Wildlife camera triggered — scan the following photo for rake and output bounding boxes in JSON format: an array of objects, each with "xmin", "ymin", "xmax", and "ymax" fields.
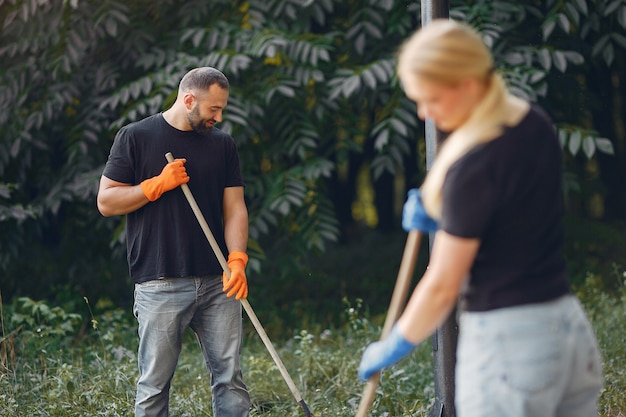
[
  {"xmin": 355, "ymin": 230, "xmax": 423, "ymax": 417},
  {"xmin": 165, "ymin": 152, "xmax": 314, "ymax": 417}
]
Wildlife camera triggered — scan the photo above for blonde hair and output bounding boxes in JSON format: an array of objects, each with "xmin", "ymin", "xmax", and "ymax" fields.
[{"xmin": 397, "ymin": 20, "xmax": 509, "ymax": 218}]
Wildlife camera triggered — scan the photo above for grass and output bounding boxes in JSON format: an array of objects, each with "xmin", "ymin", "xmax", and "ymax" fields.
[
  {"xmin": 1, "ymin": 282, "xmax": 625, "ymax": 417},
  {"xmin": 0, "ymin": 296, "xmax": 436, "ymax": 417},
  {"xmin": 576, "ymin": 272, "xmax": 626, "ymax": 417},
  {"xmin": 1, "ymin": 227, "xmax": 625, "ymax": 416}
]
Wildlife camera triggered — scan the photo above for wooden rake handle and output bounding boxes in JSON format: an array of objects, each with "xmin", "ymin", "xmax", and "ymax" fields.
[
  {"xmin": 355, "ymin": 230, "xmax": 422, "ymax": 417},
  {"xmin": 165, "ymin": 152, "xmax": 313, "ymax": 417}
]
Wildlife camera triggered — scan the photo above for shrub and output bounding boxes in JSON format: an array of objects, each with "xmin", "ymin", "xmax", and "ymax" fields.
[{"xmin": 1, "ymin": 278, "xmax": 625, "ymax": 416}]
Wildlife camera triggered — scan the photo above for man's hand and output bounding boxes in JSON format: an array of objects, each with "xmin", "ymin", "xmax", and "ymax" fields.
[
  {"xmin": 140, "ymin": 158, "xmax": 189, "ymax": 202},
  {"xmin": 223, "ymin": 250, "xmax": 248, "ymax": 300}
]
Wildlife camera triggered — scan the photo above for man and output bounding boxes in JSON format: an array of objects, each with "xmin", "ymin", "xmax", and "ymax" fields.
[{"xmin": 97, "ymin": 67, "xmax": 251, "ymax": 417}]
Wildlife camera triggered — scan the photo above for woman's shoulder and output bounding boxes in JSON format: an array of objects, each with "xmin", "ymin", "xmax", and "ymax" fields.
[
  {"xmin": 503, "ymin": 95, "xmax": 554, "ymax": 131},
  {"xmin": 519, "ymin": 101, "xmax": 554, "ymax": 131},
  {"xmin": 503, "ymin": 95, "xmax": 530, "ymax": 126}
]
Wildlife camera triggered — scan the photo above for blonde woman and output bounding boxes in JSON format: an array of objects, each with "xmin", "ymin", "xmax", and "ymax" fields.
[{"xmin": 357, "ymin": 20, "xmax": 603, "ymax": 417}]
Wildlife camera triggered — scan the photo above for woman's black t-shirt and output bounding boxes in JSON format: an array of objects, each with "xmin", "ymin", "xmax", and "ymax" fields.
[
  {"xmin": 102, "ymin": 113, "xmax": 244, "ymax": 283},
  {"xmin": 441, "ymin": 105, "xmax": 571, "ymax": 312}
]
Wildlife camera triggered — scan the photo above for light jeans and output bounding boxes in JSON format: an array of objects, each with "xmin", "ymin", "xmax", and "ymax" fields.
[
  {"xmin": 456, "ymin": 295, "xmax": 603, "ymax": 417},
  {"xmin": 133, "ymin": 276, "xmax": 250, "ymax": 417}
]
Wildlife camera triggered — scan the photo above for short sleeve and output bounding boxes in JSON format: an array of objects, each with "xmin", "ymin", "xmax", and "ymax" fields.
[
  {"xmin": 224, "ymin": 137, "xmax": 244, "ymax": 188},
  {"xmin": 440, "ymin": 154, "xmax": 496, "ymax": 238},
  {"xmin": 102, "ymin": 126, "xmax": 136, "ymax": 184}
]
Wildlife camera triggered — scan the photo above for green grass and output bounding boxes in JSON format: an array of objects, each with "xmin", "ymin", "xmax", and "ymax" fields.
[
  {"xmin": 0, "ymin": 296, "xmax": 434, "ymax": 417},
  {"xmin": 2, "ymin": 225, "xmax": 625, "ymax": 416},
  {"xmin": 576, "ymin": 272, "xmax": 626, "ymax": 417},
  {"xmin": 1, "ymin": 282, "xmax": 625, "ymax": 417}
]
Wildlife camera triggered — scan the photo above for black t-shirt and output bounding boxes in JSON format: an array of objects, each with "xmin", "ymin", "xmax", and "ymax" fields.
[
  {"xmin": 441, "ymin": 105, "xmax": 571, "ymax": 311},
  {"xmin": 102, "ymin": 114, "xmax": 244, "ymax": 283}
]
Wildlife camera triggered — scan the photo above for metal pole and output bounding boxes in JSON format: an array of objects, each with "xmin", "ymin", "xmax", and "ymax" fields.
[{"xmin": 419, "ymin": 2, "xmax": 457, "ymax": 417}]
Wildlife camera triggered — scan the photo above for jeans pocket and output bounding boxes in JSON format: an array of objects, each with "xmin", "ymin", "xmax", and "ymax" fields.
[
  {"xmin": 496, "ymin": 322, "xmax": 563, "ymax": 393},
  {"xmin": 133, "ymin": 279, "xmax": 176, "ymax": 318}
]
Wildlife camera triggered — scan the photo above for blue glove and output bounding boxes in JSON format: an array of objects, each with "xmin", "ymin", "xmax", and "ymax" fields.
[
  {"xmin": 402, "ymin": 188, "xmax": 438, "ymax": 233},
  {"xmin": 357, "ymin": 324, "xmax": 418, "ymax": 381}
]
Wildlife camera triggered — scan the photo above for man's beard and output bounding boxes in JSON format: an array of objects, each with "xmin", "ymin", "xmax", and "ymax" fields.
[{"xmin": 188, "ymin": 105, "xmax": 214, "ymax": 136}]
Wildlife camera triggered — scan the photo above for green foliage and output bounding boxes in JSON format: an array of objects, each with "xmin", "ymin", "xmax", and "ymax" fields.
[
  {"xmin": 3, "ymin": 296, "xmax": 82, "ymax": 359},
  {"xmin": 1, "ymin": 0, "xmax": 625, "ymax": 305},
  {"xmin": 576, "ymin": 271, "xmax": 626, "ymax": 416},
  {"xmin": 452, "ymin": 0, "xmax": 616, "ymax": 155},
  {"xmin": 1, "ymin": 280, "xmax": 625, "ymax": 416},
  {"xmin": 564, "ymin": 214, "xmax": 626, "ymax": 290},
  {"xmin": 0, "ymin": 296, "xmax": 137, "ymax": 416}
]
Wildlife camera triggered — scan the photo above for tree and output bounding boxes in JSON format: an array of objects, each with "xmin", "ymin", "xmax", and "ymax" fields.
[{"xmin": 0, "ymin": 0, "xmax": 623, "ymax": 304}]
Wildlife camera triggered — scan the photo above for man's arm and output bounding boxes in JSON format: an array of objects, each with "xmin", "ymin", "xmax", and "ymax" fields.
[
  {"xmin": 97, "ymin": 159, "xmax": 189, "ymax": 217},
  {"xmin": 222, "ymin": 186, "xmax": 248, "ymax": 252},
  {"xmin": 221, "ymin": 185, "xmax": 249, "ymax": 299},
  {"xmin": 97, "ymin": 175, "xmax": 150, "ymax": 217}
]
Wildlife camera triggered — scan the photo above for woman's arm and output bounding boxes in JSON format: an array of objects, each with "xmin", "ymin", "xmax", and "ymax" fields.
[{"xmin": 397, "ymin": 231, "xmax": 480, "ymax": 343}]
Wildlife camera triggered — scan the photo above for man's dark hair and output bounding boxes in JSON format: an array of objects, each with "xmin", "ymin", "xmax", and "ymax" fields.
[{"xmin": 179, "ymin": 67, "xmax": 229, "ymax": 93}]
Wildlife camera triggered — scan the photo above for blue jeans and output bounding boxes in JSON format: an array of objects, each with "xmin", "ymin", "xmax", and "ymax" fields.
[
  {"xmin": 133, "ymin": 276, "xmax": 250, "ymax": 417},
  {"xmin": 456, "ymin": 295, "xmax": 603, "ymax": 417}
]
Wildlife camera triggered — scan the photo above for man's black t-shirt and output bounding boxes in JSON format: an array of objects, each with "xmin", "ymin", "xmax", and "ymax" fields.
[
  {"xmin": 102, "ymin": 114, "xmax": 244, "ymax": 283},
  {"xmin": 441, "ymin": 105, "xmax": 571, "ymax": 312}
]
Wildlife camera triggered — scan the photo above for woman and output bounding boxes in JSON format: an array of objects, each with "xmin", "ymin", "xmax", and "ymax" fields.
[{"xmin": 357, "ymin": 20, "xmax": 603, "ymax": 417}]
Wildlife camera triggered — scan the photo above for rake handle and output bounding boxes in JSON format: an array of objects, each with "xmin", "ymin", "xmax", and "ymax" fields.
[
  {"xmin": 355, "ymin": 230, "xmax": 422, "ymax": 417},
  {"xmin": 165, "ymin": 152, "xmax": 313, "ymax": 417}
]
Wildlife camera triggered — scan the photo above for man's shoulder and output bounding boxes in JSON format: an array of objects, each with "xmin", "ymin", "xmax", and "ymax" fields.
[
  {"xmin": 209, "ymin": 128, "xmax": 239, "ymax": 152},
  {"xmin": 114, "ymin": 114, "xmax": 164, "ymax": 145},
  {"xmin": 210, "ymin": 126, "xmax": 234, "ymax": 141},
  {"xmin": 123, "ymin": 113, "xmax": 163, "ymax": 132}
]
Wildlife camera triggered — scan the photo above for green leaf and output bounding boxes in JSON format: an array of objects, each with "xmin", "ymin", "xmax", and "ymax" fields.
[
  {"xmin": 564, "ymin": 3, "xmax": 580, "ymax": 25},
  {"xmin": 557, "ymin": 13, "xmax": 570, "ymax": 33},
  {"xmin": 572, "ymin": 0, "xmax": 588, "ymax": 15},
  {"xmin": 105, "ymin": 17, "xmax": 118, "ymax": 37},
  {"xmin": 552, "ymin": 50, "xmax": 567, "ymax": 72},
  {"xmin": 563, "ymin": 51, "xmax": 584, "ymax": 65},
  {"xmin": 342, "ymin": 75, "xmax": 361, "ymax": 97},
  {"xmin": 602, "ymin": 42, "xmax": 615, "ymax": 66},
  {"xmin": 538, "ymin": 48, "xmax": 552, "ymax": 70},
  {"xmin": 355, "ymin": 32, "xmax": 366, "ymax": 55},
  {"xmin": 582, "ymin": 136, "xmax": 595, "ymax": 159},
  {"xmin": 361, "ymin": 68, "xmax": 377, "ymax": 89},
  {"xmin": 193, "ymin": 29, "xmax": 205, "ymax": 48},
  {"xmin": 611, "ymin": 32, "xmax": 626, "ymax": 48},
  {"xmin": 618, "ymin": 5, "xmax": 626, "ymax": 28},
  {"xmin": 542, "ymin": 20, "xmax": 556, "ymax": 40},
  {"xmin": 276, "ymin": 85, "xmax": 295, "ymax": 97},
  {"xmin": 374, "ymin": 129, "xmax": 389, "ymax": 151},
  {"xmin": 390, "ymin": 118, "xmax": 408, "ymax": 136},
  {"xmin": 504, "ymin": 52, "xmax": 525, "ymax": 65},
  {"xmin": 591, "ymin": 35, "xmax": 610, "ymax": 57},
  {"xmin": 568, "ymin": 130, "xmax": 582, "ymax": 155},
  {"xmin": 604, "ymin": 0, "xmax": 622, "ymax": 16},
  {"xmin": 595, "ymin": 138, "xmax": 615, "ymax": 155},
  {"xmin": 362, "ymin": 21, "xmax": 383, "ymax": 39},
  {"xmin": 530, "ymin": 70, "xmax": 546, "ymax": 84}
]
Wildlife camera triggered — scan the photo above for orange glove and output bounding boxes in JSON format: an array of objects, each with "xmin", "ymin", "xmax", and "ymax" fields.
[
  {"xmin": 140, "ymin": 159, "xmax": 190, "ymax": 202},
  {"xmin": 222, "ymin": 250, "xmax": 248, "ymax": 300}
]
